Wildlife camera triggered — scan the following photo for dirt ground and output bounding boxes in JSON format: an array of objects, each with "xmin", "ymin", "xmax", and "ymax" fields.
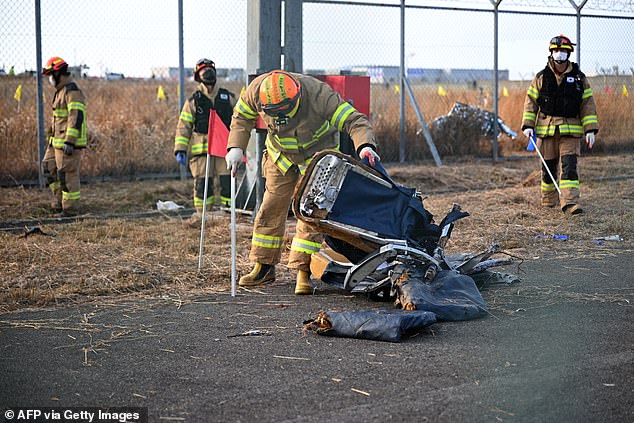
[{"xmin": 1, "ymin": 153, "xmax": 633, "ymax": 312}]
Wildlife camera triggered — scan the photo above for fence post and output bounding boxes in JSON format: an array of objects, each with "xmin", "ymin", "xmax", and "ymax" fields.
[
  {"xmin": 178, "ymin": 0, "xmax": 187, "ymax": 180},
  {"xmin": 568, "ymin": 0, "xmax": 588, "ymax": 67},
  {"xmin": 35, "ymin": 0, "xmax": 46, "ymax": 188},
  {"xmin": 399, "ymin": 0, "xmax": 406, "ymax": 163},
  {"xmin": 491, "ymin": 0, "xmax": 501, "ymax": 162}
]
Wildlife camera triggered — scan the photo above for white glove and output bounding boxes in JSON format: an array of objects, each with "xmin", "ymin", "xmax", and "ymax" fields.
[
  {"xmin": 523, "ymin": 128, "xmax": 534, "ymax": 140},
  {"xmin": 585, "ymin": 132, "xmax": 595, "ymax": 149},
  {"xmin": 225, "ymin": 147, "xmax": 243, "ymax": 174},
  {"xmin": 359, "ymin": 146, "xmax": 380, "ymax": 167}
]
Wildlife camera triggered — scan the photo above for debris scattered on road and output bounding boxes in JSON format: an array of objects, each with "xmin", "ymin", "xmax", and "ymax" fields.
[
  {"xmin": 227, "ymin": 329, "xmax": 271, "ymax": 338},
  {"xmin": 351, "ymin": 388, "xmax": 370, "ymax": 396},
  {"xmin": 595, "ymin": 235, "xmax": 623, "ymax": 242},
  {"xmin": 272, "ymin": 355, "xmax": 310, "ymax": 361}
]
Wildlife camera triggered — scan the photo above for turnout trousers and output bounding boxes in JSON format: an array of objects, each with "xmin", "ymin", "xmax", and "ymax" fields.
[
  {"xmin": 249, "ymin": 151, "xmax": 323, "ymax": 272},
  {"xmin": 536, "ymin": 128, "xmax": 581, "ymax": 209},
  {"xmin": 189, "ymin": 154, "xmax": 231, "ymax": 213},
  {"xmin": 42, "ymin": 145, "xmax": 83, "ymax": 213}
]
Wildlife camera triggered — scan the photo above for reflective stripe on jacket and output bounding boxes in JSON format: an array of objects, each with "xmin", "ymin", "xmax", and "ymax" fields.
[
  {"xmin": 49, "ymin": 79, "xmax": 87, "ymax": 148},
  {"xmin": 227, "ymin": 72, "xmax": 376, "ymax": 175},
  {"xmin": 522, "ymin": 58, "xmax": 598, "ymax": 138}
]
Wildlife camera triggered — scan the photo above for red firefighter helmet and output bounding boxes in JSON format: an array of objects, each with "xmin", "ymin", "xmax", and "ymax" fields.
[
  {"xmin": 259, "ymin": 70, "xmax": 301, "ymax": 118},
  {"xmin": 42, "ymin": 56, "xmax": 68, "ymax": 75},
  {"xmin": 549, "ymin": 35, "xmax": 575, "ymax": 52}
]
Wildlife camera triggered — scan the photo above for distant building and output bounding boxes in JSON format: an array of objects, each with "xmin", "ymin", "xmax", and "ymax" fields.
[
  {"xmin": 151, "ymin": 67, "xmax": 194, "ymax": 80},
  {"xmin": 216, "ymin": 68, "xmax": 245, "ymax": 81},
  {"xmin": 68, "ymin": 65, "xmax": 89, "ymax": 79},
  {"xmin": 105, "ymin": 72, "xmax": 124, "ymax": 80},
  {"xmin": 150, "ymin": 67, "xmax": 245, "ymax": 81},
  {"xmin": 448, "ymin": 68, "xmax": 509, "ymax": 83},
  {"xmin": 333, "ymin": 65, "xmax": 509, "ymax": 84}
]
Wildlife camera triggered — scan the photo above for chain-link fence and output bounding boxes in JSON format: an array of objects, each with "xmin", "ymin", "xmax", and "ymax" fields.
[{"xmin": 1, "ymin": 0, "xmax": 633, "ymax": 184}]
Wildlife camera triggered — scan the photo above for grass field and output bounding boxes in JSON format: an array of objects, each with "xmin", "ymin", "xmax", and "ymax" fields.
[{"xmin": 1, "ymin": 76, "xmax": 632, "ymax": 181}]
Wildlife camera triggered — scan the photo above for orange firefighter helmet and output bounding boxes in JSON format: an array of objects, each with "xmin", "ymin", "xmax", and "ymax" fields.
[
  {"xmin": 259, "ymin": 70, "xmax": 301, "ymax": 118},
  {"xmin": 43, "ymin": 56, "xmax": 68, "ymax": 75}
]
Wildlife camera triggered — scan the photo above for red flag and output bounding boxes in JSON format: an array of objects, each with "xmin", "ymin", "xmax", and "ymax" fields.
[
  {"xmin": 207, "ymin": 110, "xmax": 230, "ymax": 157},
  {"xmin": 605, "ymin": 84, "xmax": 612, "ymax": 94}
]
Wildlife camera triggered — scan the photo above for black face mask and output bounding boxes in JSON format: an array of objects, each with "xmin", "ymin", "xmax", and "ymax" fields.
[{"xmin": 201, "ymin": 68, "xmax": 216, "ymax": 85}]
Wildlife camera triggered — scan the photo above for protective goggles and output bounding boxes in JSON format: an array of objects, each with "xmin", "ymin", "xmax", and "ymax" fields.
[
  {"xmin": 195, "ymin": 59, "xmax": 215, "ymax": 73},
  {"xmin": 262, "ymin": 98, "xmax": 296, "ymax": 117}
]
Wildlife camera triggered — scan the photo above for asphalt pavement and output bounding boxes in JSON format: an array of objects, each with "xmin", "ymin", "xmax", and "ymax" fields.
[{"xmin": 1, "ymin": 248, "xmax": 633, "ymax": 423}]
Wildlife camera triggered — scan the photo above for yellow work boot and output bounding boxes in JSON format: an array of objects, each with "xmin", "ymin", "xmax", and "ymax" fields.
[
  {"xmin": 294, "ymin": 270, "xmax": 312, "ymax": 295},
  {"xmin": 238, "ymin": 262, "xmax": 275, "ymax": 287},
  {"xmin": 562, "ymin": 203, "xmax": 583, "ymax": 215},
  {"xmin": 182, "ymin": 212, "xmax": 201, "ymax": 228},
  {"xmin": 541, "ymin": 190, "xmax": 559, "ymax": 208}
]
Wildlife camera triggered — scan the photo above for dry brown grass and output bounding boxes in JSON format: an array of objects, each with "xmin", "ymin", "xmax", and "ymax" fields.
[
  {"xmin": 1, "ymin": 77, "xmax": 632, "ymax": 181},
  {"xmin": 1, "ymin": 153, "xmax": 632, "ymax": 312}
]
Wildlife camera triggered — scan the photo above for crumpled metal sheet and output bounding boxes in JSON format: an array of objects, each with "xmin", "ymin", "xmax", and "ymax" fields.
[
  {"xmin": 431, "ymin": 102, "xmax": 517, "ymax": 139},
  {"xmin": 304, "ymin": 309, "xmax": 437, "ymax": 343}
]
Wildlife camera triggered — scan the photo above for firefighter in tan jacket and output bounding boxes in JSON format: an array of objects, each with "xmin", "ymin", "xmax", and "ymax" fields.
[
  {"xmin": 41, "ymin": 57, "xmax": 87, "ymax": 217},
  {"xmin": 522, "ymin": 35, "xmax": 599, "ymax": 215},
  {"xmin": 225, "ymin": 70, "xmax": 379, "ymax": 295},
  {"xmin": 174, "ymin": 59, "xmax": 235, "ymax": 226}
]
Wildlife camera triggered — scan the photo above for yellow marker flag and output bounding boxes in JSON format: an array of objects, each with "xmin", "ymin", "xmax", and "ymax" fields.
[
  {"xmin": 437, "ymin": 85, "xmax": 447, "ymax": 96},
  {"xmin": 157, "ymin": 85, "xmax": 166, "ymax": 101},
  {"xmin": 623, "ymin": 85, "xmax": 629, "ymax": 97},
  {"xmin": 14, "ymin": 84, "xmax": 22, "ymax": 102},
  {"xmin": 239, "ymin": 86, "xmax": 245, "ymax": 97},
  {"xmin": 502, "ymin": 86, "xmax": 509, "ymax": 97},
  {"xmin": 394, "ymin": 84, "xmax": 400, "ymax": 94}
]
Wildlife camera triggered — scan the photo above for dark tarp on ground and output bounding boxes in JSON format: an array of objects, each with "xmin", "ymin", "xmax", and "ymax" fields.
[
  {"xmin": 304, "ymin": 309, "xmax": 437, "ymax": 343},
  {"xmin": 394, "ymin": 268, "xmax": 488, "ymax": 321}
]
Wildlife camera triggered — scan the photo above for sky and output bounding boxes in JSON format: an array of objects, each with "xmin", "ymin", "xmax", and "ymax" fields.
[{"xmin": 1, "ymin": 0, "xmax": 633, "ymax": 81}]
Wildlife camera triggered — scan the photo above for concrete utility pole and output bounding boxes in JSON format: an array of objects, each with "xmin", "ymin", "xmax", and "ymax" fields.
[{"xmin": 247, "ymin": 0, "xmax": 282, "ymax": 74}]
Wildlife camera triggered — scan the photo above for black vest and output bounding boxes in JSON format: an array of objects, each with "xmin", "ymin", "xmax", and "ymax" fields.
[
  {"xmin": 191, "ymin": 88, "xmax": 234, "ymax": 134},
  {"xmin": 537, "ymin": 63, "xmax": 584, "ymax": 118}
]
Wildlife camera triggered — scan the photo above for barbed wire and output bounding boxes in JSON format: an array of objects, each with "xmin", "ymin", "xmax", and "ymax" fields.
[{"xmin": 315, "ymin": 0, "xmax": 634, "ymax": 14}]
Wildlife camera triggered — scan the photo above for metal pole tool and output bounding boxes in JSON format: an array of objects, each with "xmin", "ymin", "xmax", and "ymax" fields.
[
  {"xmin": 230, "ymin": 164, "xmax": 237, "ymax": 297},
  {"xmin": 197, "ymin": 154, "xmax": 212, "ymax": 272},
  {"xmin": 529, "ymin": 135, "xmax": 561, "ymax": 195}
]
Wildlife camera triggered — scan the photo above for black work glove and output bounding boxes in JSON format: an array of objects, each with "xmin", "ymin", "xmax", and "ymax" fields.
[{"xmin": 63, "ymin": 143, "xmax": 74, "ymax": 156}]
